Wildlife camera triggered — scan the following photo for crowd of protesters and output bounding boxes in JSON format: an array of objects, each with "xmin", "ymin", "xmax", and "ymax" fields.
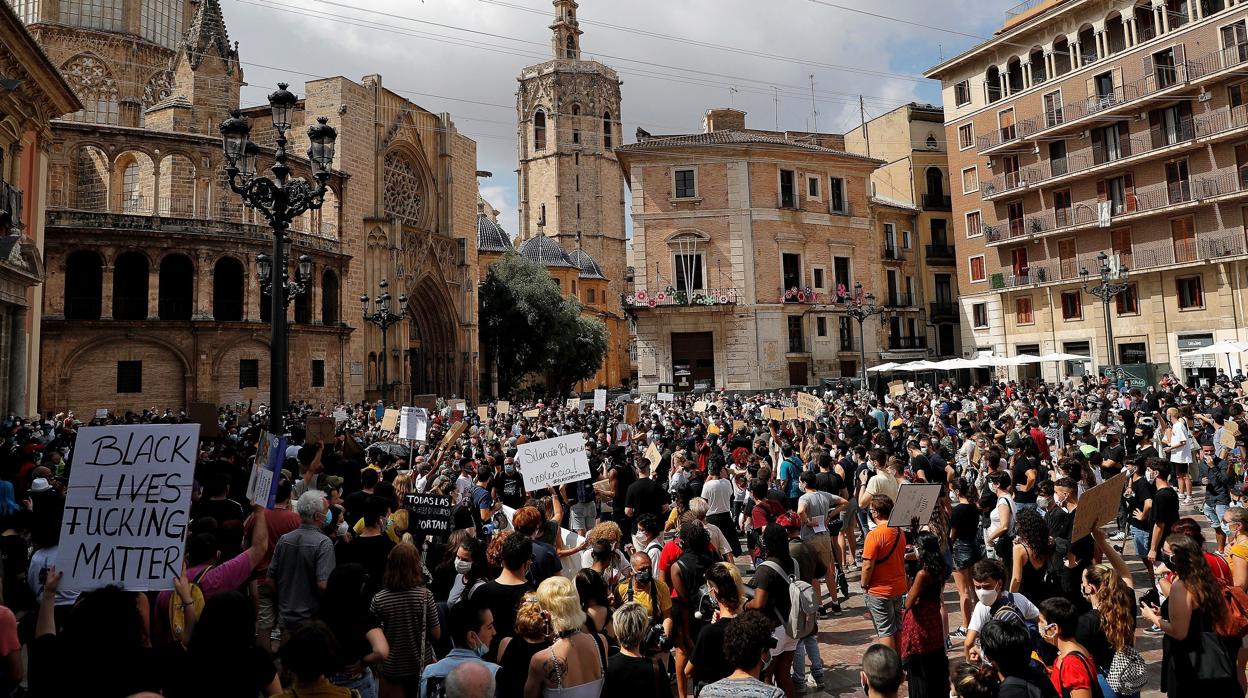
[{"xmin": 3, "ymin": 368, "xmax": 1248, "ymax": 697}]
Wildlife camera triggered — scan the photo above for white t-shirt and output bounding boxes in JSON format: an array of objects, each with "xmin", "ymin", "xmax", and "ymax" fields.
[
  {"xmin": 1170, "ymin": 419, "xmax": 1193, "ymax": 464},
  {"xmin": 967, "ymin": 591, "xmax": 1040, "ymax": 634},
  {"xmin": 702, "ymin": 478, "xmax": 734, "ymax": 516}
]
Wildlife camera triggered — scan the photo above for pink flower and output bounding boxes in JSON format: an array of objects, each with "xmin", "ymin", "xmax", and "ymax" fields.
[
  {"xmin": 647, "ymin": 298, "xmax": 657, "ymax": 307},
  {"xmin": 635, "ymin": 290, "xmax": 648, "ymax": 301}
]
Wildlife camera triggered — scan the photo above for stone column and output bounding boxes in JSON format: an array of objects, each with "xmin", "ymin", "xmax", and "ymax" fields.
[
  {"xmin": 1125, "ymin": 16, "xmax": 1137, "ymax": 47},
  {"xmin": 246, "ymin": 257, "xmax": 260, "ymax": 322},
  {"xmin": 194, "ymin": 251, "xmax": 213, "ymax": 320},
  {"xmin": 146, "ymin": 259, "xmax": 160, "ymax": 320},
  {"xmin": 100, "ymin": 264, "xmax": 114, "ymax": 320},
  {"xmin": 8, "ymin": 306, "xmax": 26, "ymax": 416},
  {"xmin": 1022, "ymin": 61, "xmax": 1034, "ymax": 89},
  {"xmin": 1155, "ymin": 1, "xmax": 1169, "ymax": 34},
  {"xmin": 45, "ymin": 259, "xmax": 65, "ymax": 319}
]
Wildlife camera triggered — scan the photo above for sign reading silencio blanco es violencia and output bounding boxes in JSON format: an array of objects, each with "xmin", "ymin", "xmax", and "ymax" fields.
[
  {"xmin": 517, "ymin": 432, "xmax": 591, "ymax": 493},
  {"xmin": 58, "ymin": 424, "xmax": 200, "ymax": 592}
]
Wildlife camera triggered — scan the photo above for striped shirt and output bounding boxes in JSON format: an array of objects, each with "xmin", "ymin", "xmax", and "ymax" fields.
[{"xmin": 370, "ymin": 586, "xmax": 440, "ymax": 678}]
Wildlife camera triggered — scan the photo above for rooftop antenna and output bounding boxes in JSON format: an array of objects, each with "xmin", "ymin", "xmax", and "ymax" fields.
[
  {"xmin": 773, "ymin": 86, "xmax": 780, "ymax": 130},
  {"xmin": 729, "ymin": 86, "xmax": 739, "ymax": 108},
  {"xmin": 809, "ymin": 74, "xmax": 819, "ymax": 132}
]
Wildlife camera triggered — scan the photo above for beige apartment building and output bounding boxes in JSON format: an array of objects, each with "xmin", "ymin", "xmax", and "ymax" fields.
[
  {"xmin": 845, "ymin": 103, "xmax": 962, "ymax": 359},
  {"xmin": 616, "ymin": 108, "xmax": 900, "ymax": 391},
  {"xmin": 928, "ymin": 0, "xmax": 1248, "ymax": 383}
]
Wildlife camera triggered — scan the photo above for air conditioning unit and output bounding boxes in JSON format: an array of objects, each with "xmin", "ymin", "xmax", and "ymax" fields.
[
  {"xmin": 1032, "ymin": 146, "xmax": 1040, "ymax": 155},
  {"xmin": 1078, "ymin": 130, "xmax": 1090, "ymax": 139},
  {"xmin": 1199, "ymin": 90, "xmax": 1212, "ymax": 103}
]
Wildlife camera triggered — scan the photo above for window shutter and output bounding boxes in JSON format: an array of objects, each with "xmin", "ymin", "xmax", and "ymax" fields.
[
  {"xmin": 1118, "ymin": 122, "xmax": 1132, "ymax": 157},
  {"xmin": 1091, "ymin": 127, "xmax": 1104, "ymax": 164},
  {"xmin": 1096, "ymin": 179, "xmax": 1107, "ymax": 202},
  {"xmin": 1113, "ymin": 67, "xmax": 1124, "ymax": 99},
  {"xmin": 1143, "ymin": 53, "xmax": 1155, "ymax": 82},
  {"xmin": 1125, "ymin": 172, "xmax": 1137, "ymax": 211},
  {"xmin": 1085, "ymin": 77, "xmax": 1097, "ymax": 107},
  {"xmin": 1174, "ymin": 44, "xmax": 1186, "ymax": 80},
  {"xmin": 1149, "ymin": 109, "xmax": 1163, "ymax": 149}
]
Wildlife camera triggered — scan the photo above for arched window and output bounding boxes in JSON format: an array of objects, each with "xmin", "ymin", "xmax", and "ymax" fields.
[
  {"xmin": 213, "ymin": 257, "xmax": 244, "ymax": 321},
  {"xmin": 158, "ymin": 254, "xmax": 193, "ymax": 320},
  {"xmin": 571, "ymin": 104, "xmax": 581, "ymax": 145},
  {"xmin": 61, "ymin": 54, "xmax": 119, "ymax": 125},
  {"xmin": 925, "ymin": 167, "xmax": 944, "ymax": 198},
  {"xmin": 603, "ymin": 111, "xmax": 613, "ymax": 149},
  {"xmin": 294, "ymin": 272, "xmax": 313, "ymax": 324},
  {"xmin": 534, "ymin": 109, "xmax": 547, "ymax": 151},
  {"xmin": 986, "ymin": 65, "xmax": 1002, "ymax": 103},
  {"xmin": 566, "ymin": 34, "xmax": 576, "ymax": 59},
  {"xmin": 64, "ymin": 251, "xmax": 102, "ymax": 320},
  {"xmin": 322, "ymin": 269, "xmax": 340, "ymax": 325},
  {"xmin": 113, "ymin": 252, "xmax": 149, "ymax": 320}
]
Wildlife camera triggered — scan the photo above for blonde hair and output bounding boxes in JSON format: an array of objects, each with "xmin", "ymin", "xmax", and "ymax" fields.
[
  {"xmin": 536, "ymin": 575, "xmax": 585, "ymax": 635},
  {"xmin": 688, "ymin": 497, "xmax": 708, "ymax": 520},
  {"xmin": 585, "ymin": 521, "xmax": 622, "ymax": 546}
]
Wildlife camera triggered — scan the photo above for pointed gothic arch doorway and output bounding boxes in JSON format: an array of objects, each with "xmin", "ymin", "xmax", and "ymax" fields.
[{"xmin": 405, "ymin": 274, "xmax": 460, "ymax": 399}]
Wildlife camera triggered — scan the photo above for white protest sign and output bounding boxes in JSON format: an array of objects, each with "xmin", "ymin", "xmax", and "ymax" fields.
[
  {"xmin": 94, "ymin": 408, "xmax": 108, "ymax": 419},
  {"xmin": 593, "ymin": 389, "xmax": 607, "ymax": 412},
  {"xmin": 886, "ymin": 483, "xmax": 944, "ymax": 527},
  {"xmin": 658, "ymin": 392, "xmax": 674, "ymax": 402},
  {"xmin": 58, "ymin": 424, "xmax": 200, "ymax": 592},
  {"xmin": 399, "ymin": 406, "xmax": 429, "ymax": 442},
  {"xmin": 516, "ymin": 433, "xmax": 592, "ymax": 492},
  {"xmin": 332, "ymin": 408, "xmax": 349, "ymax": 424}
]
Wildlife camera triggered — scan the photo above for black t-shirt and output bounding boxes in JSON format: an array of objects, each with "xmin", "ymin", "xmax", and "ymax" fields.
[
  {"xmin": 690, "ymin": 617, "xmax": 734, "ymax": 685},
  {"xmin": 1012, "ymin": 457, "xmax": 1040, "ymax": 503},
  {"xmin": 528, "ymin": 540, "xmax": 562, "ymax": 585},
  {"xmin": 950, "ymin": 502, "xmax": 980, "ymax": 543},
  {"xmin": 999, "ymin": 672, "xmax": 1060, "ymax": 698},
  {"xmin": 1153, "ymin": 486, "xmax": 1180, "ymax": 540},
  {"xmin": 612, "ymin": 464, "xmax": 636, "ymax": 511},
  {"xmin": 335, "ymin": 535, "xmax": 395, "ymax": 599},
  {"xmin": 470, "ymin": 580, "xmax": 533, "ymax": 658},
  {"xmin": 911, "ymin": 454, "xmax": 944, "ymax": 485},
  {"xmin": 163, "ymin": 643, "xmax": 276, "ymax": 698},
  {"xmin": 1075, "ymin": 600, "xmax": 1137, "ymax": 671},
  {"xmin": 752, "ymin": 557, "xmax": 794, "ymax": 620},
  {"xmin": 625, "ymin": 478, "xmax": 666, "ymax": 519},
  {"xmin": 1046, "ymin": 507, "xmax": 1072, "ymax": 542},
  {"xmin": 496, "ymin": 472, "xmax": 527, "ymax": 508},
  {"xmin": 342, "ymin": 490, "xmax": 372, "ymax": 527},
  {"xmin": 814, "ymin": 471, "xmax": 844, "ymax": 496},
  {"xmin": 603, "ymin": 653, "xmax": 672, "ymax": 698}
]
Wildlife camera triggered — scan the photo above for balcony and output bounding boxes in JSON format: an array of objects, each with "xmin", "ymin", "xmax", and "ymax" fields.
[
  {"xmin": 45, "ymin": 208, "xmax": 345, "ymax": 255},
  {"xmin": 921, "ymin": 193, "xmax": 951, "ymax": 210},
  {"xmin": 978, "ymin": 42, "xmax": 1248, "ymax": 157},
  {"xmin": 882, "ymin": 245, "xmax": 905, "ymax": 263},
  {"xmin": 780, "ymin": 286, "xmax": 823, "ymax": 304},
  {"xmin": 929, "ymin": 302, "xmax": 958, "ymax": 322},
  {"xmin": 888, "ymin": 336, "xmax": 927, "ymax": 351},
  {"xmin": 624, "ymin": 287, "xmax": 739, "ymax": 309},
  {"xmin": 986, "ymin": 227, "xmax": 1247, "ymax": 292},
  {"xmin": 0, "ymin": 181, "xmax": 21, "ymax": 233},
  {"xmin": 925, "ymin": 244, "xmax": 956, "ymax": 266}
]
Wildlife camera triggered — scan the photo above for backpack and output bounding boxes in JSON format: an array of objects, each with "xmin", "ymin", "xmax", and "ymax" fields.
[
  {"xmin": 169, "ymin": 564, "xmax": 213, "ymax": 644},
  {"xmin": 990, "ymin": 592, "xmax": 1046, "ymax": 660},
  {"xmin": 1217, "ymin": 585, "xmax": 1248, "ymax": 639},
  {"xmin": 759, "ymin": 560, "xmax": 817, "ymax": 639}
]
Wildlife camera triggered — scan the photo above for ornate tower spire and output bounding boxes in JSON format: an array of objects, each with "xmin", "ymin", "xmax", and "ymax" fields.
[
  {"xmin": 551, "ymin": 0, "xmax": 582, "ymax": 60},
  {"xmin": 184, "ymin": 0, "xmax": 238, "ymax": 72}
]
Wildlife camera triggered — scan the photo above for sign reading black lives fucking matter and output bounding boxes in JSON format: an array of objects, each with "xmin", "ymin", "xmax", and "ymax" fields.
[
  {"xmin": 405, "ymin": 492, "xmax": 453, "ymax": 537},
  {"xmin": 58, "ymin": 424, "xmax": 200, "ymax": 592}
]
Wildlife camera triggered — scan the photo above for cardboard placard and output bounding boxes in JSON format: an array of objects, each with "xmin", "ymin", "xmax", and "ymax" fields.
[
  {"xmin": 438, "ymin": 420, "xmax": 467, "ymax": 450},
  {"xmin": 399, "ymin": 407, "xmax": 428, "ymax": 442},
  {"xmin": 886, "ymin": 483, "xmax": 944, "ymax": 527},
  {"xmin": 614, "ymin": 422, "xmax": 632, "ymax": 445},
  {"xmin": 1221, "ymin": 428, "xmax": 1237, "ymax": 449},
  {"xmin": 305, "ymin": 416, "xmax": 336, "ymax": 443},
  {"xmin": 566, "ymin": 398, "xmax": 580, "ymax": 411},
  {"xmin": 782, "ymin": 407, "xmax": 798, "ymax": 421},
  {"xmin": 797, "ymin": 392, "xmax": 824, "ymax": 422},
  {"xmin": 644, "ymin": 442, "xmax": 662, "ymax": 471},
  {"xmin": 94, "ymin": 408, "xmax": 109, "ymax": 420},
  {"xmin": 332, "ymin": 408, "xmax": 349, "ymax": 424},
  {"xmin": 246, "ymin": 431, "xmax": 286, "ymax": 509},
  {"xmin": 624, "ymin": 403, "xmax": 641, "ymax": 425},
  {"xmin": 1071, "ymin": 472, "xmax": 1126, "ymax": 541},
  {"xmin": 451, "ymin": 400, "xmax": 467, "ymax": 412},
  {"xmin": 733, "ymin": 419, "xmax": 745, "ymax": 433},
  {"xmin": 763, "ymin": 407, "xmax": 784, "ymax": 422},
  {"xmin": 413, "ymin": 394, "xmax": 438, "ymax": 411},
  {"xmin": 477, "ymin": 406, "xmax": 489, "ymax": 421},
  {"xmin": 516, "ymin": 433, "xmax": 591, "ymax": 492},
  {"xmin": 57, "ymin": 424, "xmax": 200, "ymax": 591},
  {"xmin": 188, "ymin": 402, "xmax": 219, "ymax": 438},
  {"xmin": 523, "ymin": 408, "xmax": 540, "ymax": 418},
  {"xmin": 594, "ymin": 389, "xmax": 607, "ymax": 412},
  {"xmin": 404, "ymin": 493, "xmax": 453, "ymax": 538},
  {"xmin": 657, "ymin": 392, "xmax": 674, "ymax": 402},
  {"xmin": 889, "ymin": 383, "xmax": 905, "ymax": 398},
  {"xmin": 693, "ymin": 400, "xmax": 707, "ymax": 413},
  {"xmin": 379, "ymin": 409, "xmax": 399, "ymax": 432},
  {"xmin": 497, "ymin": 400, "xmax": 510, "ymax": 414}
]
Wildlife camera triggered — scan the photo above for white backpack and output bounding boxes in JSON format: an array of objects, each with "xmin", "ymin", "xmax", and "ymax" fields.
[{"xmin": 759, "ymin": 560, "xmax": 818, "ymax": 639}]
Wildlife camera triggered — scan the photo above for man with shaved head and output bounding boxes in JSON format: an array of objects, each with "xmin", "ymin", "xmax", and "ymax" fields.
[{"xmin": 616, "ymin": 551, "xmax": 673, "ymax": 643}]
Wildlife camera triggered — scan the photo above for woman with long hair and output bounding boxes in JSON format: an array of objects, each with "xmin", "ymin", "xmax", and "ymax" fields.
[
  {"xmin": 948, "ymin": 477, "xmax": 982, "ymax": 642},
  {"xmin": 429, "ymin": 529, "xmax": 474, "ymax": 601},
  {"xmin": 1222, "ymin": 506, "xmax": 1248, "ymax": 691},
  {"xmin": 574, "ymin": 568, "xmax": 614, "ymax": 645},
  {"xmin": 1142, "ymin": 535, "xmax": 1240, "ymax": 696},
  {"xmin": 320, "ymin": 563, "xmax": 389, "ymax": 698},
  {"xmin": 524, "ymin": 576, "xmax": 608, "ymax": 698},
  {"xmin": 687, "ymin": 562, "xmax": 747, "ymax": 691},
  {"xmin": 1080, "ymin": 532, "xmax": 1139, "ymax": 698},
  {"xmin": 985, "ymin": 472, "xmax": 1015, "ymax": 573},
  {"xmin": 442, "ymin": 535, "xmax": 490, "ymax": 608},
  {"xmin": 901, "ymin": 531, "xmax": 951, "ymax": 698},
  {"xmin": 371, "ymin": 542, "xmax": 442, "ymax": 698},
  {"xmin": 747, "ymin": 523, "xmax": 796, "ymax": 697},
  {"xmin": 1009, "ymin": 507, "xmax": 1059, "ymax": 602},
  {"xmin": 170, "ymin": 590, "xmax": 280, "ymax": 698}
]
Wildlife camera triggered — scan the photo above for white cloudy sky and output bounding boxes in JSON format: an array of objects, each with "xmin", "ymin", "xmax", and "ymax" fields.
[{"xmin": 221, "ymin": 0, "xmax": 1016, "ymax": 234}]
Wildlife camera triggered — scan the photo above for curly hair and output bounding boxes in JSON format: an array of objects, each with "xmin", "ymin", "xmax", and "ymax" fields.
[
  {"xmin": 723, "ymin": 609, "xmax": 775, "ymax": 671},
  {"xmin": 1166, "ymin": 534, "xmax": 1228, "ymax": 628},
  {"xmin": 1013, "ymin": 506, "xmax": 1054, "ymax": 557},
  {"xmin": 486, "ymin": 529, "xmax": 512, "ymax": 572},
  {"xmin": 513, "ymin": 592, "xmax": 549, "ymax": 640},
  {"xmin": 1085, "ymin": 563, "xmax": 1134, "ymax": 651},
  {"xmin": 584, "ymin": 521, "xmax": 622, "ymax": 547}
]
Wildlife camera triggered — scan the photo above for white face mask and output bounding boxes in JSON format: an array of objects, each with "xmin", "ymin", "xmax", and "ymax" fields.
[
  {"xmin": 454, "ymin": 559, "xmax": 473, "ymax": 575},
  {"xmin": 975, "ymin": 588, "xmax": 999, "ymax": 606}
]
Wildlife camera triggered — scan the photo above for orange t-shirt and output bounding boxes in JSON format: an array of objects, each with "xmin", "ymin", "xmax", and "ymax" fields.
[{"xmin": 863, "ymin": 526, "xmax": 908, "ymax": 597}]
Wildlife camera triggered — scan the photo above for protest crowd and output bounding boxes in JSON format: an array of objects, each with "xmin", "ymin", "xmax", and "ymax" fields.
[{"xmin": 8, "ymin": 369, "xmax": 1248, "ymax": 698}]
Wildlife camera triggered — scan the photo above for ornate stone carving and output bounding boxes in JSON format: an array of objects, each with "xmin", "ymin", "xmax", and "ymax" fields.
[
  {"xmin": 382, "ymin": 151, "xmax": 424, "ymax": 228},
  {"xmin": 61, "ymin": 54, "xmax": 119, "ymax": 105},
  {"xmin": 143, "ymin": 70, "xmax": 173, "ymax": 107}
]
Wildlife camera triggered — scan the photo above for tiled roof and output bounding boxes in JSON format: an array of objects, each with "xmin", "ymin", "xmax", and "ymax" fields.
[
  {"xmin": 476, "ymin": 214, "xmax": 513, "ymax": 252},
  {"xmin": 567, "ymin": 249, "xmax": 607, "ymax": 279},
  {"xmin": 517, "ymin": 235, "xmax": 576, "ymax": 268},
  {"xmin": 869, "ymin": 195, "xmax": 921, "ymax": 213},
  {"xmin": 616, "ymin": 129, "xmax": 882, "ymax": 162}
]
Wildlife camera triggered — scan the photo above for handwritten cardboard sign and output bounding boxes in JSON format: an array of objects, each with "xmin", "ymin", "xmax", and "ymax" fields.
[
  {"xmin": 523, "ymin": 408, "xmax": 540, "ymax": 418},
  {"xmin": 517, "ymin": 433, "xmax": 591, "ymax": 492},
  {"xmin": 380, "ymin": 409, "xmax": 400, "ymax": 433},
  {"xmin": 658, "ymin": 392, "xmax": 674, "ymax": 403},
  {"xmin": 693, "ymin": 400, "xmax": 707, "ymax": 413},
  {"xmin": 437, "ymin": 420, "xmax": 467, "ymax": 451},
  {"xmin": 797, "ymin": 393, "xmax": 824, "ymax": 422},
  {"xmin": 733, "ymin": 420, "xmax": 745, "ymax": 433},
  {"xmin": 1071, "ymin": 473, "xmax": 1126, "ymax": 541},
  {"xmin": 332, "ymin": 408, "xmax": 349, "ymax": 424},
  {"xmin": 398, "ymin": 407, "xmax": 428, "ymax": 442},
  {"xmin": 644, "ymin": 442, "xmax": 662, "ymax": 471},
  {"xmin": 404, "ymin": 493, "xmax": 453, "ymax": 538},
  {"xmin": 413, "ymin": 394, "xmax": 438, "ymax": 411},
  {"xmin": 624, "ymin": 403, "xmax": 641, "ymax": 425},
  {"xmin": 478, "ymin": 406, "xmax": 489, "ymax": 422},
  {"xmin": 305, "ymin": 416, "xmax": 336, "ymax": 443},
  {"xmin": 783, "ymin": 407, "xmax": 798, "ymax": 421},
  {"xmin": 497, "ymin": 400, "xmax": 510, "ymax": 414},
  {"xmin": 58, "ymin": 424, "xmax": 200, "ymax": 591},
  {"xmin": 594, "ymin": 389, "xmax": 607, "ymax": 412},
  {"xmin": 567, "ymin": 398, "xmax": 580, "ymax": 411}
]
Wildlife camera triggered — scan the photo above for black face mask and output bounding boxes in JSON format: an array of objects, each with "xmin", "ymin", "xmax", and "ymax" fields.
[{"xmin": 635, "ymin": 569, "xmax": 652, "ymax": 584}]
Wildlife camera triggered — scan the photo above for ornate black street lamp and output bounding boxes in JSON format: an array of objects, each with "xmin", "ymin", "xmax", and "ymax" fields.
[
  {"xmin": 1081, "ymin": 251, "xmax": 1130, "ymax": 375},
  {"xmin": 838, "ymin": 281, "xmax": 882, "ymax": 394},
  {"xmin": 220, "ymin": 82, "xmax": 337, "ymax": 436},
  {"xmin": 361, "ymin": 279, "xmax": 408, "ymax": 406}
]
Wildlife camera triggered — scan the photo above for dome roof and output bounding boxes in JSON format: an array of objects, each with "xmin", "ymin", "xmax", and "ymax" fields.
[
  {"xmin": 518, "ymin": 235, "xmax": 576, "ymax": 268},
  {"xmin": 567, "ymin": 249, "xmax": 607, "ymax": 280},
  {"xmin": 476, "ymin": 214, "xmax": 513, "ymax": 252}
]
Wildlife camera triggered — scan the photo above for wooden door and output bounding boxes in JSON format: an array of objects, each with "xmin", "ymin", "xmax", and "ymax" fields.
[
  {"xmin": 1172, "ymin": 217, "xmax": 1196, "ymax": 263},
  {"xmin": 1058, "ymin": 238, "xmax": 1078, "ymax": 279}
]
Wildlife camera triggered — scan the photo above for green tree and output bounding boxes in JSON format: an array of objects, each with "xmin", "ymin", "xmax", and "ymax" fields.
[{"xmin": 479, "ymin": 252, "xmax": 606, "ymax": 398}]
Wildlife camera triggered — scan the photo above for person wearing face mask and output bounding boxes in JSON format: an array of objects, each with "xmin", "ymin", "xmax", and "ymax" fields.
[
  {"xmin": 617, "ymin": 551, "xmax": 673, "ymax": 647},
  {"xmin": 419, "ymin": 602, "xmax": 500, "ymax": 697},
  {"xmin": 1224, "ymin": 507, "xmax": 1248, "ymax": 590},
  {"xmin": 1124, "ymin": 458, "xmax": 1158, "ymax": 589},
  {"xmin": 1075, "ymin": 528, "xmax": 1141, "ymax": 698},
  {"xmin": 469, "ymin": 533, "xmax": 534, "ymax": 661},
  {"xmin": 686, "ymin": 562, "xmax": 747, "ymax": 690},
  {"xmin": 495, "ymin": 456, "xmax": 527, "ymax": 509},
  {"xmin": 1037, "ymin": 597, "xmax": 1098, "ymax": 698},
  {"xmin": 696, "ymin": 610, "xmax": 785, "ymax": 698},
  {"xmin": 961, "ymin": 559, "xmax": 1040, "ymax": 664}
]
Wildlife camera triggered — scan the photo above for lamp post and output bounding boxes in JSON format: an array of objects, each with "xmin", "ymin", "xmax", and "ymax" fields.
[
  {"xmin": 1080, "ymin": 251, "xmax": 1130, "ymax": 376},
  {"xmin": 361, "ymin": 279, "xmax": 408, "ymax": 406},
  {"xmin": 220, "ymin": 83, "xmax": 337, "ymax": 436},
  {"xmin": 837, "ymin": 281, "xmax": 882, "ymax": 395}
]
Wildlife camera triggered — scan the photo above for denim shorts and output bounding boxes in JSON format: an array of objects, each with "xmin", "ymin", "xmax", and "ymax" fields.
[
  {"xmin": 1130, "ymin": 524, "xmax": 1151, "ymax": 559},
  {"xmin": 952, "ymin": 540, "xmax": 984, "ymax": 571},
  {"xmin": 1205, "ymin": 501, "xmax": 1230, "ymax": 535},
  {"xmin": 865, "ymin": 593, "xmax": 903, "ymax": 638}
]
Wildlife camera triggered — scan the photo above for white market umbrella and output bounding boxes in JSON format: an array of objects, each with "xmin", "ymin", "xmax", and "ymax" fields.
[
  {"xmin": 933, "ymin": 357, "xmax": 984, "ymax": 370},
  {"xmin": 867, "ymin": 362, "xmax": 900, "ymax": 373},
  {"xmin": 1012, "ymin": 354, "xmax": 1046, "ymax": 365},
  {"xmin": 894, "ymin": 360, "xmax": 940, "ymax": 372},
  {"xmin": 1180, "ymin": 340, "xmax": 1248, "ymax": 373},
  {"xmin": 1038, "ymin": 352, "xmax": 1091, "ymax": 362}
]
